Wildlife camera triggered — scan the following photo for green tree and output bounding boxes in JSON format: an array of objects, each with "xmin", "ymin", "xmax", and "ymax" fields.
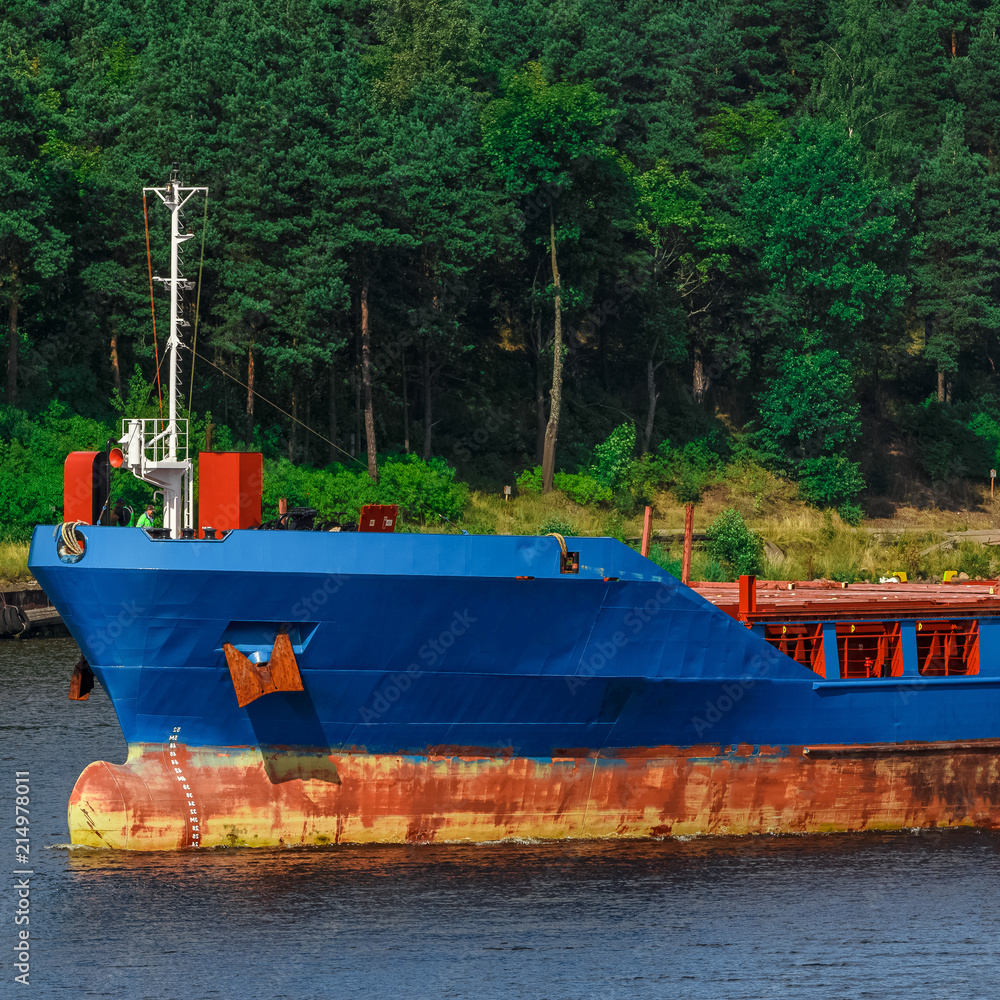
[
  {"xmin": 819, "ymin": 0, "xmax": 896, "ymax": 169},
  {"xmin": 388, "ymin": 80, "xmax": 507, "ymax": 460},
  {"xmin": 743, "ymin": 117, "xmax": 909, "ymax": 355},
  {"xmin": 913, "ymin": 109, "xmax": 1000, "ymax": 402},
  {"xmin": 634, "ymin": 159, "xmax": 743, "ymax": 408},
  {"xmin": 755, "ymin": 348, "xmax": 864, "ymax": 506},
  {"xmin": 0, "ymin": 54, "xmax": 72, "ymax": 405},
  {"xmin": 957, "ymin": 14, "xmax": 1000, "ymax": 167},
  {"xmin": 482, "ymin": 62, "xmax": 616, "ymax": 492}
]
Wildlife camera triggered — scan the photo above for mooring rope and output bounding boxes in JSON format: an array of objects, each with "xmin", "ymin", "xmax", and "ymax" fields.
[{"xmin": 53, "ymin": 521, "xmax": 87, "ymax": 556}]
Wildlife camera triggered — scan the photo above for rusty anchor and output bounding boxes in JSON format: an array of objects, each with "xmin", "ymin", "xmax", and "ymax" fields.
[{"xmin": 223, "ymin": 632, "xmax": 304, "ymax": 708}]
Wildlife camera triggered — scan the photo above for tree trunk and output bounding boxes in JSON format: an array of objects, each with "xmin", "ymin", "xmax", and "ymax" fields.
[
  {"xmin": 110, "ymin": 314, "xmax": 122, "ymax": 396},
  {"xmin": 245, "ymin": 341, "xmax": 255, "ymax": 442},
  {"xmin": 360, "ymin": 276, "xmax": 378, "ymax": 481},
  {"xmin": 329, "ymin": 355, "xmax": 338, "ymax": 464},
  {"xmin": 600, "ymin": 323, "xmax": 608, "ymax": 390},
  {"xmin": 692, "ymin": 347, "xmax": 710, "ymax": 405},
  {"xmin": 937, "ymin": 369, "xmax": 946, "ymax": 403},
  {"xmin": 643, "ymin": 358, "xmax": 659, "ymax": 453},
  {"xmin": 303, "ymin": 394, "xmax": 311, "ymax": 466},
  {"xmin": 288, "ymin": 337, "xmax": 298, "ymax": 463},
  {"xmin": 353, "ymin": 327, "xmax": 361, "ymax": 457},
  {"xmin": 541, "ymin": 205, "xmax": 563, "ymax": 493},
  {"xmin": 422, "ymin": 339, "xmax": 432, "ymax": 461},
  {"xmin": 402, "ymin": 347, "xmax": 410, "ymax": 453},
  {"xmin": 535, "ymin": 314, "xmax": 546, "ymax": 466},
  {"xmin": 7, "ymin": 279, "xmax": 19, "ymax": 405}
]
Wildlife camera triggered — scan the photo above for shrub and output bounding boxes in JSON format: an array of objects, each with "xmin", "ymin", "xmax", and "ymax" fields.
[
  {"xmin": 553, "ymin": 472, "xmax": 612, "ymax": 505},
  {"xmin": 628, "ymin": 437, "xmax": 723, "ymax": 504},
  {"xmin": 516, "ymin": 466, "xmax": 544, "ymax": 494},
  {"xmin": 589, "ymin": 423, "xmax": 636, "ymax": 490},
  {"xmin": 538, "ymin": 515, "xmax": 575, "ymax": 537},
  {"xmin": 601, "ymin": 512, "xmax": 626, "ymax": 542},
  {"xmin": 262, "ymin": 454, "xmax": 467, "ymax": 525},
  {"xmin": 647, "ymin": 542, "xmax": 682, "ymax": 577},
  {"xmin": 837, "ymin": 501, "xmax": 864, "ymax": 526},
  {"xmin": 957, "ymin": 541, "xmax": 993, "ymax": 580},
  {"xmin": 706, "ymin": 508, "xmax": 764, "ymax": 577},
  {"xmin": 798, "ymin": 454, "xmax": 865, "ymax": 506},
  {"xmin": 380, "ymin": 455, "xmax": 469, "ymax": 524},
  {"xmin": 967, "ymin": 412, "xmax": 1000, "ymax": 469}
]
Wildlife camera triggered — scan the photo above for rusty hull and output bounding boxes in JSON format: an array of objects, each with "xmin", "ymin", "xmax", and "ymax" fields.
[{"xmin": 67, "ymin": 742, "xmax": 1000, "ymax": 849}]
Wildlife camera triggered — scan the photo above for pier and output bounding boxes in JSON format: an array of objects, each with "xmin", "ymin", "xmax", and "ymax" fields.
[{"xmin": 0, "ymin": 588, "xmax": 69, "ymax": 640}]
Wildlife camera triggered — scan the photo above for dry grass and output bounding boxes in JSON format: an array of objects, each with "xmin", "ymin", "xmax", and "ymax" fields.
[
  {"xmin": 459, "ymin": 491, "xmax": 648, "ymax": 540},
  {"xmin": 0, "ymin": 542, "xmax": 31, "ymax": 588},
  {"xmin": 456, "ymin": 459, "xmax": 1000, "ymax": 583}
]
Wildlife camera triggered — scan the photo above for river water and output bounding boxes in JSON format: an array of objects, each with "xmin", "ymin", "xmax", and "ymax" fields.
[{"xmin": 3, "ymin": 637, "xmax": 999, "ymax": 999}]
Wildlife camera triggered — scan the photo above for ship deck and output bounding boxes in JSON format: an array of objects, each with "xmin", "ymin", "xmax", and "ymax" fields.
[{"xmin": 693, "ymin": 579, "xmax": 1000, "ymax": 623}]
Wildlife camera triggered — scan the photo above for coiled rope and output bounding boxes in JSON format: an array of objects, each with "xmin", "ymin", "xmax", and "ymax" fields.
[{"xmin": 54, "ymin": 521, "xmax": 87, "ymax": 556}]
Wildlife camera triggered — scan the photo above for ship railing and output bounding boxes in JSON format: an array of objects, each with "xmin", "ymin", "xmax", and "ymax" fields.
[
  {"xmin": 763, "ymin": 618, "xmax": 980, "ymax": 680},
  {"xmin": 120, "ymin": 418, "xmax": 189, "ymax": 464}
]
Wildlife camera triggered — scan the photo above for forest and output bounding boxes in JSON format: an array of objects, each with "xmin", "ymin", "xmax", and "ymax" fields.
[{"xmin": 3, "ymin": 0, "xmax": 1000, "ymax": 553}]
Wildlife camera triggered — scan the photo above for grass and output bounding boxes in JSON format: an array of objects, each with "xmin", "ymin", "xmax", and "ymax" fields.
[
  {"xmin": 0, "ymin": 542, "xmax": 31, "ymax": 588},
  {"xmin": 456, "ymin": 457, "xmax": 1000, "ymax": 583},
  {"xmin": 456, "ymin": 490, "xmax": 648, "ymax": 541}
]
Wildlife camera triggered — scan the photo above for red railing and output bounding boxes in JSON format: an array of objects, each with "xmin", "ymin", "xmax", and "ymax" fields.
[
  {"xmin": 916, "ymin": 621, "xmax": 979, "ymax": 676},
  {"xmin": 835, "ymin": 622, "xmax": 904, "ymax": 679}
]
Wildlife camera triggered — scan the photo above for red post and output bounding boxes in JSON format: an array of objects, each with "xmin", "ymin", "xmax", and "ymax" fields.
[
  {"xmin": 681, "ymin": 503, "xmax": 694, "ymax": 585},
  {"xmin": 278, "ymin": 497, "xmax": 288, "ymax": 516},
  {"xmin": 738, "ymin": 575, "xmax": 757, "ymax": 618},
  {"xmin": 640, "ymin": 505, "xmax": 653, "ymax": 558}
]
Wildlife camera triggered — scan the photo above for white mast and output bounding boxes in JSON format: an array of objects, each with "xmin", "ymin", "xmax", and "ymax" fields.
[{"xmin": 119, "ymin": 165, "xmax": 208, "ymax": 538}]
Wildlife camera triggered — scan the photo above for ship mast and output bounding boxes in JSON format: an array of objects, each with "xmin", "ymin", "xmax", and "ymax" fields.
[{"xmin": 119, "ymin": 165, "xmax": 208, "ymax": 538}]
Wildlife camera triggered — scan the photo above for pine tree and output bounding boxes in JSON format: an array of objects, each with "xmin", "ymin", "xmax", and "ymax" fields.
[
  {"xmin": 743, "ymin": 117, "xmax": 909, "ymax": 358},
  {"xmin": 914, "ymin": 108, "xmax": 1000, "ymax": 402},
  {"xmin": 0, "ymin": 53, "xmax": 72, "ymax": 405},
  {"xmin": 482, "ymin": 62, "xmax": 617, "ymax": 491}
]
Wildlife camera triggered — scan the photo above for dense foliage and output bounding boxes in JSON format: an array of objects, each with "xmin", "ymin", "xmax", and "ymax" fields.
[{"xmin": 4, "ymin": 0, "xmax": 1000, "ymax": 532}]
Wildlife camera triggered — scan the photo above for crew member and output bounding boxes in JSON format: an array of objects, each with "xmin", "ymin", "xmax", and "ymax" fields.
[
  {"xmin": 110, "ymin": 500, "xmax": 133, "ymax": 526},
  {"xmin": 137, "ymin": 504, "xmax": 155, "ymax": 528}
]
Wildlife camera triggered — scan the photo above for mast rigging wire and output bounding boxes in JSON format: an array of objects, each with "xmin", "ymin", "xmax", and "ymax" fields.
[{"xmin": 192, "ymin": 348, "xmax": 367, "ymax": 471}]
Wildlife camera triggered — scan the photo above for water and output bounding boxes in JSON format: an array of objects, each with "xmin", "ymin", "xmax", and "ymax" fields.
[{"xmin": 3, "ymin": 638, "xmax": 1000, "ymax": 999}]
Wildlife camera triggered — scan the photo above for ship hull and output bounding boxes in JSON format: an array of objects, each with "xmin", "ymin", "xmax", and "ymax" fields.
[
  {"xmin": 70, "ymin": 741, "xmax": 1000, "ymax": 849},
  {"xmin": 28, "ymin": 525, "xmax": 1000, "ymax": 848}
]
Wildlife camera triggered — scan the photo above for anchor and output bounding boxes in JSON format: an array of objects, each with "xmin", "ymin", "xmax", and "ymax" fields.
[{"xmin": 223, "ymin": 631, "xmax": 304, "ymax": 708}]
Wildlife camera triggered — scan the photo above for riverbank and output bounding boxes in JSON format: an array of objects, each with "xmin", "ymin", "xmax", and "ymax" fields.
[{"xmin": 0, "ymin": 587, "xmax": 68, "ymax": 640}]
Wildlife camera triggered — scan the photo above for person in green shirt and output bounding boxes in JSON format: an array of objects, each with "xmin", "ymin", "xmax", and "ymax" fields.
[{"xmin": 136, "ymin": 504, "xmax": 155, "ymax": 528}]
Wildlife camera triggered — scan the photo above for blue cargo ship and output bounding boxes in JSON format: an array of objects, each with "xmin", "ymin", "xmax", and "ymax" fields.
[
  {"xmin": 27, "ymin": 172, "xmax": 1000, "ymax": 849},
  {"xmin": 28, "ymin": 523, "xmax": 1000, "ymax": 848}
]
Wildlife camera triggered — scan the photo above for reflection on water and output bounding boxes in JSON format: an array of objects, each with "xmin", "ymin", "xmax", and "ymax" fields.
[{"xmin": 5, "ymin": 639, "xmax": 1000, "ymax": 999}]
